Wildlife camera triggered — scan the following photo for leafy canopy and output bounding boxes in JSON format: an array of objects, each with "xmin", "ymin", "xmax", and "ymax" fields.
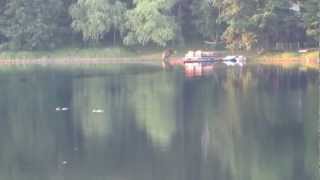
[
  {"xmin": 70, "ymin": 0, "xmax": 127, "ymax": 42},
  {"xmin": 0, "ymin": 0, "xmax": 65, "ymax": 50},
  {"xmin": 124, "ymin": 0, "xmax": 178, "ymax": 47}
]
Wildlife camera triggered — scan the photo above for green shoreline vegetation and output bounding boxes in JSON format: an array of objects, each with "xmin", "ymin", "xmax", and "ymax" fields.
[
  {"xmin": 0, "ymin": 47, "xmax": 319, "ymax": 72},
  {"xmin": 0, "ymin": 0, "xmax": 320, "ymax": 58},
  {"xmin": 0, "ymin": 45, "xmax": 318, "ymax": 66},
  {"xmin": 256, "ymin": 50, "xmax": 319, "ymax": 69},
  {"xmin": 0, "ymin": 0, "xmax": 319, "ymax": 68},
  {"xmin": 0, "ymin": 46, "xmax": 139, "ymax": 60}
]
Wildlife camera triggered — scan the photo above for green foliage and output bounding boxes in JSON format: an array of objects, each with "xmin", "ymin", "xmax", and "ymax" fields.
[
  {"xmin": 254, "ymin": 0, "xmax": 305, "ymax": 45},
  {"xmin": 0, "ymin": 0, "xmax": 318, "ymax": 50},
  {"xmin": 0, "ymin": 46, "xmax": 137, "ymax": 59},
  {"xmin": 131, "ymin": 72, "xmax": 177, "ymax": 146},
  {"xmin": 69, "ymin": 0, "xmax": 127, "ymax": 42},
  {"xmin": 190, "ymin": 0, "xmax": 223, "ymax": 40},
  {"xmin": 124, "ymin": 0, "xmax": 178, "ymax": 47},
  {"xmin": 0, "ymin": 0, "xmax": 66, "ymax": 50},
  {"xmin": 216, "ymin": 0, "xmax": 308, "ymax": 50},
  {"xmin": 213, "ymin": 0, "xmax": 258, "ymax": 50},
  {"xmin": 302, "ymin": 0, "xmax": 320, "ymax": 40},
  {"xmin": 0, "ymin": 0, "xmax": 8, "ymax": 43}
]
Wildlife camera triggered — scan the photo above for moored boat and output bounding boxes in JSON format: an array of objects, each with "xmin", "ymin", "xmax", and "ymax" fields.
[{"xmin": 162, "ymin": 50, "xmax": 246, "ymax": 77}]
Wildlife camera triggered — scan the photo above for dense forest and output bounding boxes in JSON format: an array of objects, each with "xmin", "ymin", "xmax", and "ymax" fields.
[{"xmin": 0, "ymin": 0, "xmax": 319, "ymax": 51}]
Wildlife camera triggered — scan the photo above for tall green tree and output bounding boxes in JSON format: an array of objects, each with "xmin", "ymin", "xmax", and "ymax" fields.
[
  {"xmin": 70, "ymin": 0, "xmax": 127, "ymax": 43},
  {"xmin": 302, "ymin": 0, "xmax": 319, "ymax": 44},
  {"xmin": 250, "ymin": 0, "xmax": 306, "ymax": 49},
  {"xmin": 124, "ymin": 0, "xmax": 178, "ymax": 46},
  {"xmin": 214, "ymin": 0, "xmax": 307, "ymax": 50},
  {"xmin": 0, "ymin": 0, "xmax": 318, "ymax": 50},
  {"xmin": 214, "ymin": 0, "xmax": 259, "ymax": 50},
  {"xmin": 0, "ymin": 0, "xmax": 66, "ymax": 50},
  {"xmin": 190, "ymin": 0, "xmax": 224, "ymax": 41},
  {"xmin": 0, "ymin": 0, "xmax": 8, "ymax": 43}
]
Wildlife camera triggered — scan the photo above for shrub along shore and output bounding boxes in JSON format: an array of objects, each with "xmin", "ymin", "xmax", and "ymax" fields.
[{"xmin": 256, "ymin": 51, "xmax": 319, "ymax": 69}]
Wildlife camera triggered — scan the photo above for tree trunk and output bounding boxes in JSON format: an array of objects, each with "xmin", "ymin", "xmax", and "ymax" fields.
[{"xmin": 113, "ymin": 30, "xmax": 116, "ymax": 46}]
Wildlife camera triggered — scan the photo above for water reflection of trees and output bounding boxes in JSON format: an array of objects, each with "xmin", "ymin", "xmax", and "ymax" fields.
[
  {"xmin": 0, "ymin": 67, "xmax": 317, "ymax": 180},
  {"xmin": 0, "ymin": 71, "xmax": 74, "ymax": 179},
  {"xmin": 168, "ymin": 67, "xmax": 318, "ymax": 180},
  {"xmin": 203, "ymin": 67, "xmax": 317, "ymax": 180},
  {"xmin": 129, "ymin": 72, "xmax": 180, "ymax": 147}
]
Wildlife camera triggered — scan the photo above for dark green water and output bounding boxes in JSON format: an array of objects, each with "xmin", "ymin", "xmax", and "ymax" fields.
[{"xmin": 0, "ymin": 65, "xmax": 318, "ymax": 180}]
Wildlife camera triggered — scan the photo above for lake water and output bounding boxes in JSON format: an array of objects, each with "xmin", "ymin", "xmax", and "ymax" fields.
[{"xmin": 0, "ymin": 65, "xmax": 318, "ymax": 180}]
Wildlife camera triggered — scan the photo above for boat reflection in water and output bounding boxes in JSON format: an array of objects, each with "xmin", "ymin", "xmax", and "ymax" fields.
[
  {"xmin": 163, "ymin": 50, "xmax": 247, "ymax": 77},
  {"xmin": 184, "ymin": 55, "xmax": 246, "ymax": 77}
]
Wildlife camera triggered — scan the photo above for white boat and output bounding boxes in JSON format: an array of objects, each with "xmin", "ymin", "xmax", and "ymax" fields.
[{"xmin": 222, "ymin": 55, "xmax": 246, "ymax": 66}]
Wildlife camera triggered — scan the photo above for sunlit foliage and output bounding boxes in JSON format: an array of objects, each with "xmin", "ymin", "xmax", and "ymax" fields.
[
  {"xmin": 0, "ymin": 0, "xmax": 66, "ymax": 50},
  {"xmin": 129, "ymin": 72, "xmax": 177, "ymax": 146},
  {"xmin": 0, "ymin": 0, "xmax": 318, "ymax": 49},
  {"xmin": 70, "ymin": 0, "xmax": 127, "ymax": 42},
  {"xmin": 124, "ymin": 0, "xmax": 178, "ymax": 46}
]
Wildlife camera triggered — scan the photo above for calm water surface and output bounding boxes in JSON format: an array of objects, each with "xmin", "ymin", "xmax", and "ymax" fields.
[{"xmin": 0, "ymin": 65, "xmax": 318, "ymax": 180}]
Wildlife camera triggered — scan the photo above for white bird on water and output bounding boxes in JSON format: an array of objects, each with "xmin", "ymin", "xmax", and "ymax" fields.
[
  {"xmin": 55, "ymin": 107, "xmax": 69, "ymax": 111},
  {"xmin": 61, "ymin": 107, "xmax": 69, "ymax": 111},
  {"xmin": 92, "ymin": 109, "xmax": 104, "ymax": 113}
]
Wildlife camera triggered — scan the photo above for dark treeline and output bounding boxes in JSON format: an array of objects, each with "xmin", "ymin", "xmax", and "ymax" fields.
[{"xmin": 0, "ymin": 0, "xmax": 318, "ymax": 51}]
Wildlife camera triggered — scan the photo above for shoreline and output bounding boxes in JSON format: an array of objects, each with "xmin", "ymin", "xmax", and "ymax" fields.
[
  {"xmin": 255, "ymin": 51, "xmax": 319, "ymax": 69},
  {"xmin": 0, "ymin": 48, "xmax": 318, "ymax": 69},
  {"xmin": 0, "ymin": 58, "xmax": 161, "ymax": 65}
]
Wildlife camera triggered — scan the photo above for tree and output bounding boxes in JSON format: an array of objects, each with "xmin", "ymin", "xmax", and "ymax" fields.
[
  {"xmin": 253, "ymin": 0, "xmax": 307, "ymax": 49},
  {"xmin": 124, "ymin": 0, "xmax": 178, "ymax": 47},
  {"xmin": 0, "ymin": 0, "xmax": 8, "ymax": 44},
  {"xmin": 214, "ymin": 0, "xmax": 308, "ymax": 50},
  {"xmin": 214, "ymin": 0, "xmax": 259, "ymax": 50},
  {"xmin": 70, "ymin": 0, "xmax": 127, "ymax": 43},
  {"xmin": 0, "ymin": 0, "xmax": 317, "ymax": 50},
  {"xmin": 190, "ymin": 0, "xmax": 224, "ymax": 41},
  {"xmin": 0, "ymin": 0, "xmax": 66, "ymax": 50},
  {"xmin": 302, "ymin": 0, "xmax": 319, "ymax": 45}
]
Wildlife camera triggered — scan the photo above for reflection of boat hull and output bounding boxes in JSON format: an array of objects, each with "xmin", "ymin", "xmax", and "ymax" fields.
[
  {"xmin": 184, "ymin": 61, "xmax": 215, "ymax": 77},
  {"xmin": 163, "ymin": 58, "xmax": 218, "ymax": 77},
  {"xmin": 163, "ymin": 55, "xmax": 246, "ymax": 77}
]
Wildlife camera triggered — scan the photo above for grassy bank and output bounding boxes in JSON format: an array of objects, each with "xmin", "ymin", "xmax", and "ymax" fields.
[
  {"xmin": 256, "ymin": 51, "xmax": 319, "ymax": 69},
  {"xmin": 0, "ymin": 41, "xmax": 221, "ymax": 61},
  {"xmin": 0, "ymin": 47, "xmax": 142, "ymax": 60},
  {"xmin": 0, "ymin": 46, "xmax": 318, "ymax": 69}
]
